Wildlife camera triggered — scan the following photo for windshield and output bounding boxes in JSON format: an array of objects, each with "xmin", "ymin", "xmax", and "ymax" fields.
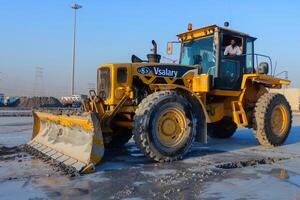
[{"xmin": 180, "ymin": 36, "xmax": 215, "ymax": 74}]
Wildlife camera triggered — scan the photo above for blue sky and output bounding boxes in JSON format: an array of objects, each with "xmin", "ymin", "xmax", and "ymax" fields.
[{"xmin": 0, "ymin": 0, "xmax": 300, "ymax": 96}]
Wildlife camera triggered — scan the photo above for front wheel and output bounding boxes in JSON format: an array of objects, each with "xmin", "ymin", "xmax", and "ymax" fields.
[
  {"xmin": 133, "ymin": 91, "xmax": 197, "ymax": 162},
  {"xmin": 253, "ymin": 93, "xmax": 292, "ymax": 146}
]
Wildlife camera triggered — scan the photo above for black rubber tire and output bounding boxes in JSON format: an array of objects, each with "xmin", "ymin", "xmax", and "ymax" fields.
[
  {"xmin": 253, "ymin": 93, "xmax": 292, "ymax": 146},
  {"xmin": 133, "ymin": 90, "xmax": 196, "ymax": 162},
  {"xmin": 104, "ymin": 128, "xmax": 132, "ymax": 149},
  {"xmin": 208, "ymin": 118, "xmax": 237, "ymax": 139}
]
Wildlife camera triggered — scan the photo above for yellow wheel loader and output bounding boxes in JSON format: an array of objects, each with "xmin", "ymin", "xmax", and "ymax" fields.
[{"xmin": 25, "ymin": 24, "xmax": 292, "ymax": 174}]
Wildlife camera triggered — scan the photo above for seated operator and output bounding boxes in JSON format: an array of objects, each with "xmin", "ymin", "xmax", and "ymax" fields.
[{"xmin": 224, "ymin": 39, "xmax": 242, "ymax": 56}]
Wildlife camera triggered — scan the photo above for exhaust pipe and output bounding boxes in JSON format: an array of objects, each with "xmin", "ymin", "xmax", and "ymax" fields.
[{"xmin": 147, "ymin": 40, "xmax": 161, "ymax": 63}]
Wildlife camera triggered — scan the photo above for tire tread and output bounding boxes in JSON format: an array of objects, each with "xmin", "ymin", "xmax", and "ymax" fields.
[
  {"xmin": 253, "ymin": 93, "xmax": 292, "ymax": 147},
  {"xmin": 133, "ymin": 90, "xmax": 193, "ymax": 162}
]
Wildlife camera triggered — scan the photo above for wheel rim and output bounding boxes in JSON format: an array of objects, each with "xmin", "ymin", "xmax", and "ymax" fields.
[
  {"xmin": 270, "ymin": 104, "xmax": 288, "ymax": 136},
  {"xmin": 155, "ymin": 108, "xmax": 187, "ymax": 148}
]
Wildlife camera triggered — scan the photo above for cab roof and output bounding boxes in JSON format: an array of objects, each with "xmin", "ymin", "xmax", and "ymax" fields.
[{"xmin": 176, "ymin": 24, "xmax": 253, "ymax": 41}]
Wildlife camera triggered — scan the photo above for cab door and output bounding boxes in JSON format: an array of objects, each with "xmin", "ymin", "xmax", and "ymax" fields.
[
  {"xmin": 214, "ymin": 32, "xmax": 246, "ymax": 90},
  {"xmin": 217, "ymin": 58, "xmax": 243, "ymax": 90}
]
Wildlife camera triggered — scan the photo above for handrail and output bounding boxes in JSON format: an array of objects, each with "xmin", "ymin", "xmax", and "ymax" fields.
[
  {"xmin": 204, "ymin": 53, "xmax": 275, "ymax": 76},
  {"xmin": 275, "ymin": 70, "xmax": 288, "ymax": 79},
  {"xmin": 230, "ymin": 53, "xmax": 273, "ymax": 75},
  {"xmin": 254, "ymin": 53, "xmax": 273, "ymax": 75}
]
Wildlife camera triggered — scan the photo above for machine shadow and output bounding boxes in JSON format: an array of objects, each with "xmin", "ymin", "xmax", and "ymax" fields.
[
  {"xmin": 283, "ymin": 125, "xmax": 300, "ymax": 145},
  {"xmin": 95, "ymin": 125, "xmax": 300, "ymax": 172}
]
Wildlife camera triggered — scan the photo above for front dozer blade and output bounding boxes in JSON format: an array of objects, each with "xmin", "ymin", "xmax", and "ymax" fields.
[{"xmin": 25, "ymin": 110, "xmax": 104, "ymax": 174}]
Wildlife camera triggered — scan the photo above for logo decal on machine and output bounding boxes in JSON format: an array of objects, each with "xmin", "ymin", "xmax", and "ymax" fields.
[
  {"xmin": 137, "ymin": 67, "xmax": 150, "ymax": 75},
  {"xmin": 137, "ymin": 65, "xmax": 194, "ymax": 78},
  {"xmin": 153, "ymin": 67, "xmax": 178, "ymax": 77}
]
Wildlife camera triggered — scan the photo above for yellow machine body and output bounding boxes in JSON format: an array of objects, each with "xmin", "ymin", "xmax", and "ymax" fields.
[{"xmin": 27, "ymin": 24, "xmax": 291, "ymax": 173}]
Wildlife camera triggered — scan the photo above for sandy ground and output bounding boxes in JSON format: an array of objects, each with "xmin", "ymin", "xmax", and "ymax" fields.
[{"xmin": 0, "ymin": 111, "xmax": 299, "ymax": 200}]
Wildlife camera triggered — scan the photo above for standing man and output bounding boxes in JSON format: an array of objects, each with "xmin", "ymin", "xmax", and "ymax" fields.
[{"xmin": 224, "ymin": 39, "xmax": 242, "ymax": 56}]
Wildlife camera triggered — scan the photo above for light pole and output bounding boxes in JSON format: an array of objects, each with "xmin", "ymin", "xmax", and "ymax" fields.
[{"xmin": 70, "ymin": 3, "xmax": 82, "ymax": 95}]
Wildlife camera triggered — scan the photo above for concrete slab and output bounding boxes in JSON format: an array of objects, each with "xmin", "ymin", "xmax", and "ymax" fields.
[{"xmin": 0, "ymin": 113, "xmax": 299, "ymax": 199}]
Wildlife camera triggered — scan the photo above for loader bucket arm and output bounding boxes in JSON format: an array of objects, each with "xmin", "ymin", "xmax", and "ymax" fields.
[{"xmin": 26, "ymin": 110, "xmax": 104, "ymax": 174}]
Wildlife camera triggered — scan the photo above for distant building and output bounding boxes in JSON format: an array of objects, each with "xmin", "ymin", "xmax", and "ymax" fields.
[{"xmin": 270, "ymin": 88, "xmax": 300, "ymax": 111}]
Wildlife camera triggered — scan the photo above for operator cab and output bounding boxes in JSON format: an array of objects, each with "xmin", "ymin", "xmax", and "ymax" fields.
[
  {"xmin": 173, "ymin": 24, "xmax": 258, "ymax": 91},
  {"xmin": 216, "ymin": 28, "xmax": 256, "ymax": 90}
]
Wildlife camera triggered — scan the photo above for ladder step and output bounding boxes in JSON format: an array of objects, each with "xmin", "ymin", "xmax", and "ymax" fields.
[{"xmin": 232, "ymin": 101, "xmax": 248, "ymax": 127}]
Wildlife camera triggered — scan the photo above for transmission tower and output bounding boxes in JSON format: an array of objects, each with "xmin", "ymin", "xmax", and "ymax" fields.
[{"xmin": 33, "ymin": 67, "xmax": 44, "ymax": 97}]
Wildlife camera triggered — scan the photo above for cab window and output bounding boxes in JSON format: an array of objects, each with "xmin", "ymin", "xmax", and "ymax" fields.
[
  {"xmin": 221, "ymin": 34, "xmax": 243, "ymax": 56},
  {"xmin": 214, "ymin": 34, "xmax": 245, "ymax": 90},
  {"xmin": 245, "ymin": 38, "xmax": 254, "ymax": 73},
  {"xmin": 117, "ymin": 67, "xmax": 127, "ymax": 83},
  {"xmin": 180, "ymin": 36, "xmax": 216, "ymax": 74}
]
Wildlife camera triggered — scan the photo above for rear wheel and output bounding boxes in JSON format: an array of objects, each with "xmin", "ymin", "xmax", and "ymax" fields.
[
  {"xmin": 208, "ymin": 118, "xmax": 237, "ymax": 139},
  {"xmin": 133, "ymin": 91, "xmax": 196, "ymax": 162},
  {"xmin": 253, "ymin": 93, "xmax": 292, "ymax": 146}
]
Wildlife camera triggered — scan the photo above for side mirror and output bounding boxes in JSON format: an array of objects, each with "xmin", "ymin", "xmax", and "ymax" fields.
[
  {"xmin": 257, "ymin": 62, "xmax": 269, "ymax": 74},
  {"xmin": 167, "ymin": 42, "xmax": 173, "ymax": 55}
]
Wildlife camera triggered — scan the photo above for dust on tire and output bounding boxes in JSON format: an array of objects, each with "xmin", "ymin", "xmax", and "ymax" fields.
[{"xmin": 253, "ymin": 93, "xmax": 292, "ymax": 146}]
